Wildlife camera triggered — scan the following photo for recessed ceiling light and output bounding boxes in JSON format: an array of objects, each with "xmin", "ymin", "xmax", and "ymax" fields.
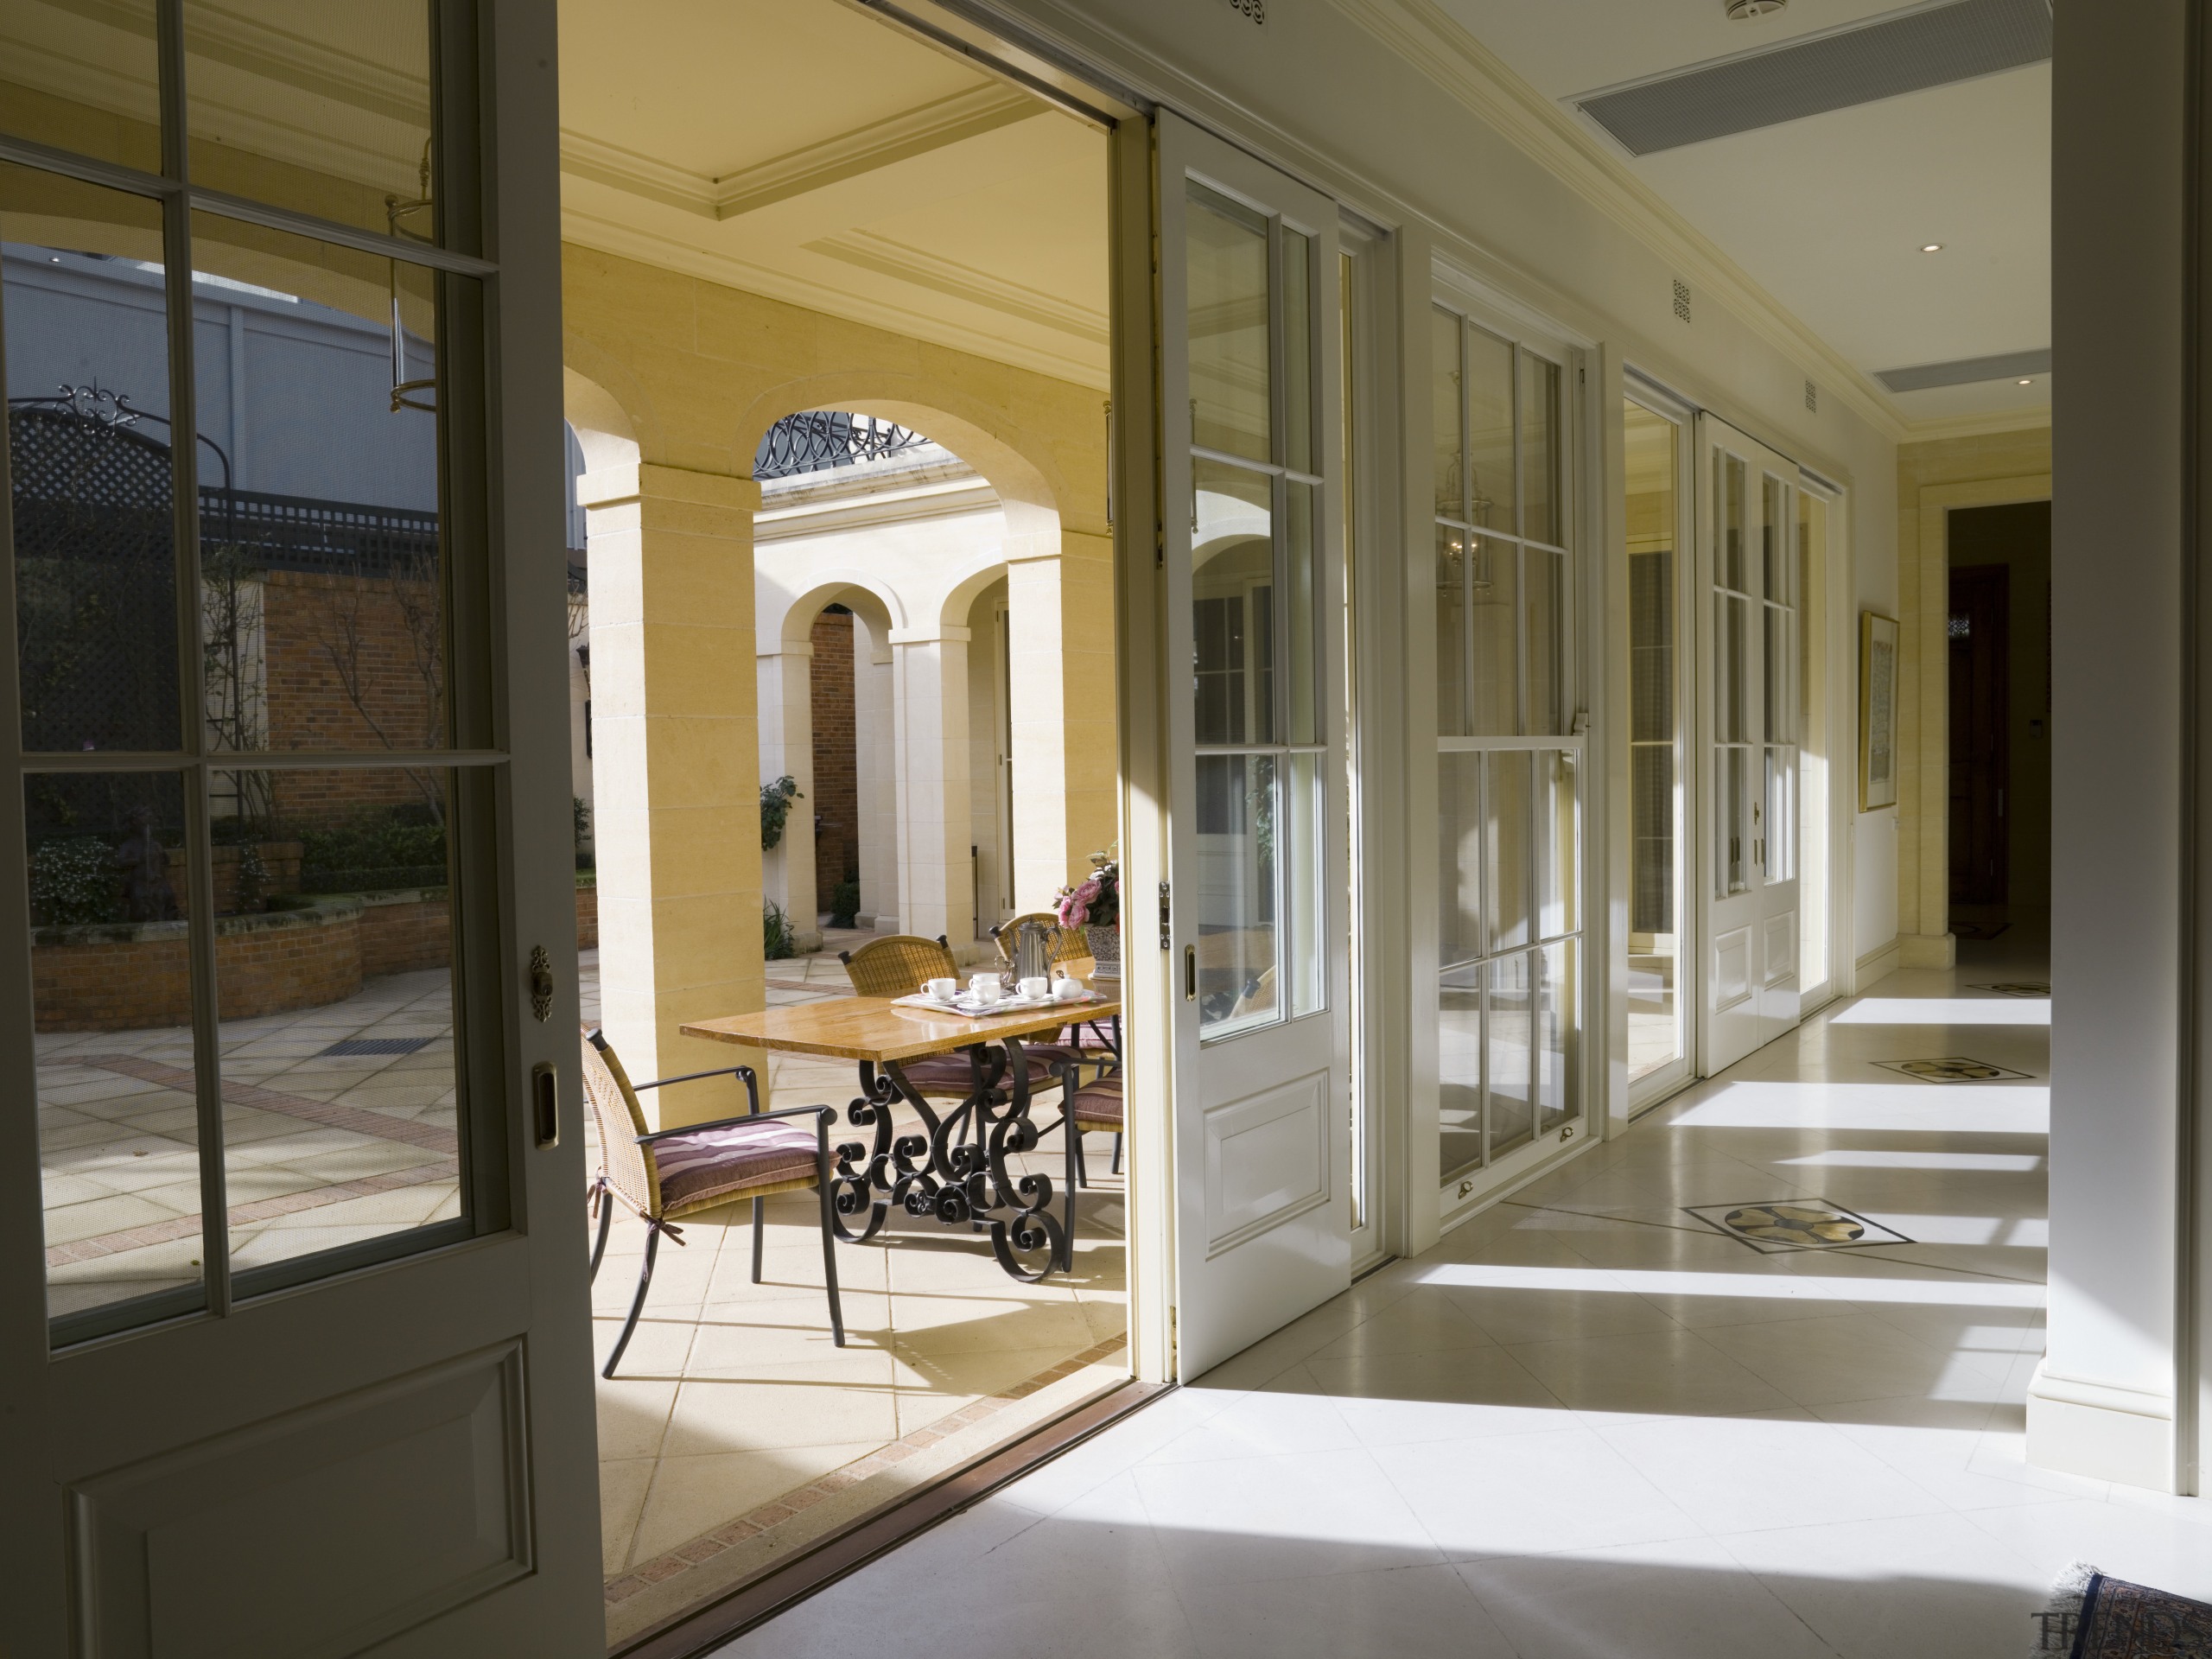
[
  {"xmin": 1726, "ymin": 0, "xmax": 1787, "ymax": 16},
  {"xmin": 2019, "ymin": 378, "xmax": 2033, "ymax": 385},
  {"xmin": 1921, "ymin": 243, "xmax": 1944, "ymax": 253}
]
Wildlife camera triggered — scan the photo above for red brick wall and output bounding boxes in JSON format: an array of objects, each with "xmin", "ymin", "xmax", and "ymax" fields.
[
  {"xmin": 575, "ymin": 881, "xmax": 599, "ymax": 949},
  {"xmin": 358, "ymin": 894, "xmax": 450, "ymax": 977},
  {"xmin": 810, "ymin": 609, "xmax": 858, "ymax": 901},
  {"xmin": 32, "ymin": 906, "xmax": 363, "ymax": 1032},
  {"xmin": 262, "ymin": 569, "xmax": 441, "ymax": 825}
]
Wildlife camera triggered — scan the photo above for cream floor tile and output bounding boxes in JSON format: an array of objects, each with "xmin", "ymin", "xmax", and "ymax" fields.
[
  {"xmin": 42, "ymin": 1190, "xmax": 194, "ymax": 1244},
  {"xmin": 659, "ymin": 1359, "xmax": 901, "ymax": 1457},
  {"xmin": 627, "ymin": 1440, "xmax": 887, "ymax": 1567},
  {"xmin": 600, "ymin": 1457, "xmax": 656, "ymax": 1575}
]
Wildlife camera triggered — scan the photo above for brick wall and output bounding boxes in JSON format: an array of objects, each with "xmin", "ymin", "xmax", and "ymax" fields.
[
  {"xmin": 810, "ymin": 608, "xmax": 858, "ymax": 903},
  {"xmin": 576, "ymin": 880, "xmax": 599, "ymax": 949},
  {"xmin": 358, "ymin": 893, "xmax": 451, "ymax": 977},
  {"xmin": 32, "ymin": 903, "xmax": 364, "ymax": 1032},
  {"xmin": 263, "ymin": 569, "xmax": 440, "ymax": 824}
]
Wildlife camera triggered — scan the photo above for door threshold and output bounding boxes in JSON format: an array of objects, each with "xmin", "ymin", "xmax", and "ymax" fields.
[{"xmin": 615, "ymin": 1376, "xmax": 1169, "ymax": 1659}]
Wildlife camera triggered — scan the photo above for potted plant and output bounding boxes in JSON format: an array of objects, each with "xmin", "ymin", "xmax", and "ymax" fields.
[{"xmin": 1054, "ymin": 849, "xmax": 1121, "ymax": 980}]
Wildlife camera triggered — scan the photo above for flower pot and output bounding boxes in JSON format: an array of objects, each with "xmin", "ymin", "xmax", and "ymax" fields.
[{"xmin": 1084, "ymin": 924, "xmax": 1122, "ymax": 980}]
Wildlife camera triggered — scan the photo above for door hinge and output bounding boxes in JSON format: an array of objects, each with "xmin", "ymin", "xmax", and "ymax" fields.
[{"xmin": 1158, "ymin": 880, "xmax": 1172, "ymax": 950}]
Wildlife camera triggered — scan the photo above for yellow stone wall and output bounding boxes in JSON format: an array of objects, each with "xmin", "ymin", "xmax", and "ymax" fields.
[{"xmin": 562, "ymin": 242, "xmax": 1117, "ymax": 1120}]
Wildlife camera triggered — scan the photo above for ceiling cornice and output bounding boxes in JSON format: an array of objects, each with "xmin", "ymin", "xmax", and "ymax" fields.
[
  {"xmin": 1897, "ymin": 404, "xmax": 2052, "ymax": 444},
  {"xmin": 1325, "ymin": 0, "xmax": 1912, "ymax": 442},
  {"xmin": 559, "ymin": 204, "xmax": 1109, "ymax": 391},
  {"xmin": 806, "ymin": 229, "xmax": 1109, "ymax": 343},
  {"xmin": 558, "ymin": 83, "xmax": 1040, "ymax": 220}
]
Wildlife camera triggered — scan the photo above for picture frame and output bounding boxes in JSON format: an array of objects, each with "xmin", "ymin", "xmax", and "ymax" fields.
[{"xmin": 1859, "ymin": 610, "xmax": 1898, "ymax": 811}]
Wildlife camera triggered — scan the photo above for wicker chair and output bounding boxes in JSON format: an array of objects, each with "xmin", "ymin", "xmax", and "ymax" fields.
[
  {"xmin": 1050, "ymin": 1062, "xmax": 1125, "ymax": 1267},
  {"xmin": 582, "ymin": 1028, "xmax": 843, "ymax": 1379},
  {"xmin": 988, "ymin": 912, "xmax": 1090, "ymax": 968},
  {"xmin": 837, "ymin": 933, "xmax": 1058, "ymax": 1096}
]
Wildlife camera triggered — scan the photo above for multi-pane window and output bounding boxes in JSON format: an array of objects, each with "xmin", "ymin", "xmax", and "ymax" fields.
[
  {"xmin": 3, "ymin": 3, "xmax": 499, "ymax": 1344},
  {"xmin": 1624, "ymin": 400, "xmax": 1684, "ymax": 1085},
  {"xmin": 1433, "ymin": 303, "xmax": 1579, "ymax": 1184},
  {"xmin": 1185, "ymin": 181, "xmax": 1328, "ymax": 1038}
]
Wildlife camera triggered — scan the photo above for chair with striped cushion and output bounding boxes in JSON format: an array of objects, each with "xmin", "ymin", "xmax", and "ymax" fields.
[
  {"xmin": 1049, "ymin": 1063, "xmax": 1125, "ymax": 1269},
  {"xmin": 582, "ymin": 1027, "xmax": 844, "ymax": 1378},
  {"xmin": 837, "ymin": 932, "xmax": 1058, "ymax": 1096}
]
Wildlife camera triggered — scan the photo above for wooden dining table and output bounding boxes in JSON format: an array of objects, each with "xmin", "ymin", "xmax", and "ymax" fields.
[{"xmin": 681, "ymin": 992, "xmax": 1121, "ymax": 1282}]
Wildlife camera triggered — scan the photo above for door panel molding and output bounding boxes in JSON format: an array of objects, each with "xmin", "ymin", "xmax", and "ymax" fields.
[{"xmin": 1202, "ymin": 1070, "xmax": 1332, "ymax": 1255}]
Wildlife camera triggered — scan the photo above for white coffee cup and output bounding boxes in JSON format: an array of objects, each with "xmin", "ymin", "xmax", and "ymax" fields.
[
  {"xmin": 1053, "ymin": 976, "xmax": 1088, "ymax": 1003},
  {"xmin": 968, "ymin": 973, "xmax": 1002, "ymax": 1003},
  {"xmin": 923, "ymin": 977, "xmax": 957, "ymax": 1002},
  {"xmin": 1018, "ymin": 976, "xmax": 1050, "ymax": 1001}
]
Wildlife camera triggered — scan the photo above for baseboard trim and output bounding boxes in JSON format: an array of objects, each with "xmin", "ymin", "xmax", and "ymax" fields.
[
  {"xmin": 1853, "ymin": 938, "xmax": 1901, "ymax": 991},
  {"xmin": 1897, "ymin": 931, "xmax": 1956, "ymax": 969},
  {"xmin": 2025, "ymin": 1360, "xmax": 2175, "ymax": 1491}
]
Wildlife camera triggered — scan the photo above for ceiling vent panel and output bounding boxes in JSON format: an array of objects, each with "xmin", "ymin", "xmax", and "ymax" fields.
[
  {"xmin": 1574, "ymin": 0, "xmax": 2052, "ymax": 157},
  {"xmin": 1874, "ymin": 348, "xmax": 2050, "ymax": 392}
]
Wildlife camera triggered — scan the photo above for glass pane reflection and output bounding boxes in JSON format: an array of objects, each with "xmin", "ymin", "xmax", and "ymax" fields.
[
  {"xmin": 1192, "ymin": 459, "xmax": 1273, "ymax": 747},
  {"xmin": 1486, "ymin": 749, "xmax": 1531, "ymax": 955},
  {"xmin": 28, "ymin": 772, "xmax": 207, "ymax": 1335},
  {"xmin": 1186, "ymin": 184, "xmax": 1270, "ymax": 464},
  {"xmin": 1468, "ymin": 537, "xmax": 1516, "ymax": 737},
  {"xmin": 1439, "ymin": 752, "xmax": 1481, "ymax": 968},
  {"xmin": 219, "ymin": 767, "xmax": 463, "ymax": 1287},
  {"xmin": 1195, "ymin": 753, "xmax": 1279, "ymax": 1038},
  {"xmin": 1487, "ymin": 950, "xmax": 1535, "ymax": 1158},
  {"xmin": 1439, "ymin": 969, "xmax": 1482, "ymax": 1180},
  {"xmin": 0, "ymin": 1, "xmax": 162, "ymax": 173},
  {"xmin": 4, "ymin": 166, "xmax": 182, "ymax": 754}
]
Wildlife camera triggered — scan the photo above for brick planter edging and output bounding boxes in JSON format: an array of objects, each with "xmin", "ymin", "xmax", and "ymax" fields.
[{"xmin": 33, "ymin": 901, "xmax": 365, "ymax": 1032}]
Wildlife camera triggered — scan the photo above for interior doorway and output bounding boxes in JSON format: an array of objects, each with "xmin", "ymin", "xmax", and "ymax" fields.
[{"xmin": 1947, "ymin": 500, "xmax": 2052, "ymax": 942}]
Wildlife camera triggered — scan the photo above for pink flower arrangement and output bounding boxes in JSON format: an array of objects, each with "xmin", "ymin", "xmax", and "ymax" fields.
[{"xmin": 1053, "ymin": 854, "xmax": 1119, "ymax": 931}]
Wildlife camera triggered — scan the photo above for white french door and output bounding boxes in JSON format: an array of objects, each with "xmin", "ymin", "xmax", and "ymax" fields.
[
  {"xmin": 0, "ymin": 5, "xmax": 601, "ymax": 1651},
  {"xmin": 1696, "ymin": 415, "xmax": 1802, "ymax": 1073},
  {"xmin": 1158, "ymin": 112, "xmax": 1351, "ymax": 1377}
]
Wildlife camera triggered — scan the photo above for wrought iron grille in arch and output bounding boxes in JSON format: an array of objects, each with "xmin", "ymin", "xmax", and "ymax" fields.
[{"xmin": 753, "ymin": 410, "xmax": 928, "ymax": 481}]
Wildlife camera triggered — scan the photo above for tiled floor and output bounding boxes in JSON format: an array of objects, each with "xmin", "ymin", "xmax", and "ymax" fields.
[
  {"xmin": 716, "ymin": 932, "xmax": 2212, "ymax": 1659},
  {"xmin": 593, "ymin": 934, "xmax": 1131, "ymax": 1643}
]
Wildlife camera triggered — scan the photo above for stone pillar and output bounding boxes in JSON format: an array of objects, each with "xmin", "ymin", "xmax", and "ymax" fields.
[
  {"xmin": 580, "ymin": 461, "xmax": 764, "ymax": 1128},
  {"xmin": 855, "ymin": 623, "xmax": 898, "ymax": 930},
  {"xmin": 757, "ymin": 641, "xmax": 822, "ymax": 954},
  {"xmin": 889, "ymin": 624, "xmax": 973, "ymax": 948},
  {"xmin": 1005, "ymin": 529, "xmax": 1119, "ymax": 906}
]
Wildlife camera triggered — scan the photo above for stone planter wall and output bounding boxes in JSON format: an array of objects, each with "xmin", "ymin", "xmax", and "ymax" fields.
[{"xmin": 33, "ymin": 901, "xmax": 364, "ymax": 1032}]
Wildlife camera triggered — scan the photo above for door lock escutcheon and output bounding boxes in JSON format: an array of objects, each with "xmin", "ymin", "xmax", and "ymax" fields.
[
  {"xmin": 1184, "ymin": 944, "xmax": 1197, "ymax": 1001},
  {"xmin": 531, "ymin": 1061, "xmax": 559, "ymax": 1147}
]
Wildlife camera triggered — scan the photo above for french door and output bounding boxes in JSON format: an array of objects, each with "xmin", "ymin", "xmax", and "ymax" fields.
[
  {"xmin": 1158, "ymin": 112, "xmax": 1351, "ymax": 1377},
  {"xmin": 1696, "ymin": 415, "xmax": 1802, "ymax": 1072},
  {"xmin": 0, "ymin": 5, "xmax": 601, "ymax": 1651}
]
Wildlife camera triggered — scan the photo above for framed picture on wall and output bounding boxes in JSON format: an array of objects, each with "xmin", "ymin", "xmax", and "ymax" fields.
[{"xmin": 1860, "ymin": 610, "xmax": 1899, "ymax": 811}]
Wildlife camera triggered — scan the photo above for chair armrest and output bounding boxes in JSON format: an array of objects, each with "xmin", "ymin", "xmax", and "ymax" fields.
[
  {"xmin": 634, "ymin": 1103, "xmax": 835, "ymax": 1145},
  {"xmin": 630, "ymin": 1064, "xmax": 758, "ymax": 1093}
]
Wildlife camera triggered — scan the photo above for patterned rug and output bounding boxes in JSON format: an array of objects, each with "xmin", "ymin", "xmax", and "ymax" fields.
[{"xmin": 2034, "ymin": 1563, "xmax": 2212, "ymax": 1656}]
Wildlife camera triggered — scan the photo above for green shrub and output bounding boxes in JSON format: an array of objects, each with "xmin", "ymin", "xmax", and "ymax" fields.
[
  {"xmin": 295, "ymin": 805, "xmax": 448, "ymax": 892},
  {"xmin": 829, "ymin": 879, "xmax": 861, "ymax": 928},
  {"xmin": 30, "ymin": 837, "xmax": 120, "ymax": 925},
  {"xmin": 760, "ymin": 776, "xmax": 802, "ymax": 851},
  {"xmin": 233, "ymin": 843, "xmax": 269, "ymax": 914},
  {"xmin": 764, "ymin": 899, "xmax": 798, "ymax": 960}
]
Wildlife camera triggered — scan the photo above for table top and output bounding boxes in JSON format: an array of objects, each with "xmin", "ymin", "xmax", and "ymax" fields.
[{"xmin": 681, "ymin": 992, "xmax": 1122, "ymax": 1064}]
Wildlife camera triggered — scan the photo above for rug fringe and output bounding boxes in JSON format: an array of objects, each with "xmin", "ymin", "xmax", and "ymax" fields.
[{"xmin": 2030, "ymin": 1560, "xmax": 2099, "ymax": 1656}]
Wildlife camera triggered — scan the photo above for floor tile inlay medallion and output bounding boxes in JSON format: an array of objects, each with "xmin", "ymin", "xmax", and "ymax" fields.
[
  {"xmin": 1873, "ymin": 1055, "xmax": 2036, "ymax": 1082},
  {"xmin": 1683, "ymin": 1198, "xmax": 1911, "ymax": 1253}
]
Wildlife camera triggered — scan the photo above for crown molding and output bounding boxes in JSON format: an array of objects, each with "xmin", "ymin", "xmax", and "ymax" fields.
[
  {"xmin": 1324, "ymin": 0, "xmax": 1911, "ymax": 442},
  {"xmin": 559, "ymin": 205, "xmax": 1109, "ymax": 391},
  {"xmin": 1897, "ymin": 404, "xmax": 2053, "ymax": 444},
  {"xmin": 806, "ymin": 228, "xmax": 1109, "ymax": 343},
  {"xmin": 559, "ymin": 83, "xmax": 1039, "ymax": 221}
]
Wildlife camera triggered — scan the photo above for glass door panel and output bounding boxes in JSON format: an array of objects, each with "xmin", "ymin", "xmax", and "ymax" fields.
[{"xmin": 1624, "ymin": 398, "xmax": 1688, "ymax": 1096}]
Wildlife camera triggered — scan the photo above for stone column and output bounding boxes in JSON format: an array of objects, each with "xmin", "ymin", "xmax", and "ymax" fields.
[
  {"xmin": 1005, "ymin": 529, "xmax": 1119, "ymax": 906},
  {"xmin": 757, "ymin": 641, "xmax": 821, "ymax": 954},
  {"xmin": 855, "ymin": 623, "xmax": 898, "ymax": 930},
  {"xmin": 580, "ymin": 461, "xmax": 764, "ymax": 1128},
  {"xmin": 889, "ymin": 624, "xmax": 973, "ymax": 949}
]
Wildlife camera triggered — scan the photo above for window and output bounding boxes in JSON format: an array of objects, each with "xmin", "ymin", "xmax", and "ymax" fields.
[
  {"xmin": 1432, "ymin": 302, "xmax": 1580, "ymax": 1183},
  {"xmin": 3, "ymin": 3, "xmax": 502, "ymax": 1345}
]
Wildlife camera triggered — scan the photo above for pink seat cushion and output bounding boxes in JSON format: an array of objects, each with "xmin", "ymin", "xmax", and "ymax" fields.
[
  {"xmin": 1069, "ymin": 1075, "xmax": 1123, "ymax": 1129},
  {"xmin": 898, "ymin": 1052, "xmax": 1056, "ymax": 1094},
  {"xmin": 653, "ymin": 1118, "xmax": 821, "ymax": 1211}
]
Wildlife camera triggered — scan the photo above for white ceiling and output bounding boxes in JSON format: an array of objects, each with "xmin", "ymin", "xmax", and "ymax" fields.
[
  {"xmin": 557, "ymin": 0, "xmax": 1110, "ymax": 391},
  {"xmin": 1432, "ymin": 0, "xmax": 2052, "ymax": 429}
]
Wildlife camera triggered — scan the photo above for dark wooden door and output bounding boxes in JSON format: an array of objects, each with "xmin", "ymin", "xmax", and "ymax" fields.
[{"xmin": 1949, "ymin": 564, "xmax": 2011, "ymax": 904}]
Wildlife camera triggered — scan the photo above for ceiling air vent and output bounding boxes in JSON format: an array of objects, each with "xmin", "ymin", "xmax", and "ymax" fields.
[
  {"xmin": 1874, "ymin": 348, "xmax": 2050, "ymax": 393},
  {"xmin": 1574, "ymin": 0, "xmax": 2052, "ymax": 157}
]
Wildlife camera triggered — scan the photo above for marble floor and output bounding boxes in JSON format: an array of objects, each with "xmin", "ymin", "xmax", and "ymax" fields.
[
  {"xmin": 593, "ymin": 934, "xmax": 1131, "ymax": 1643},
  {"xmin": 715, "ymin": 932, "xmax": 2212, "ymax": 1659}
]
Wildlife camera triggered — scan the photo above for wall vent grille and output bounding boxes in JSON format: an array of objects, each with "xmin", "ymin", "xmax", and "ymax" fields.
[
  {"xmin": 1805, "ymin": 380, "xmax": 1818, "ymax": 413},
  {"xmin": 1874, "ymin": 347, "xmax": 2050, "ymax": 393},
  {"xmin": 1574, "ymin": 0, "xmax": 2052, "ymax": 156},
  {"xmin": 1672, "ymin": 279, "xmax": 1692, "ymax": 324}
]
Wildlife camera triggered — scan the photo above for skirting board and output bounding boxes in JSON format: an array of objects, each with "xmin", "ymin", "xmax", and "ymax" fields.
[
  {"xmin": 1852, "ymin": 938, "xmax": 1901, "ymax": 993},
  {"xmin": 2025, "ymin": 1361, "xmax": 2175, "ymax": 1492},
  {"xmin": 1897, "ymin": 931, "xmax": 1956, "ymax": 969}
]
